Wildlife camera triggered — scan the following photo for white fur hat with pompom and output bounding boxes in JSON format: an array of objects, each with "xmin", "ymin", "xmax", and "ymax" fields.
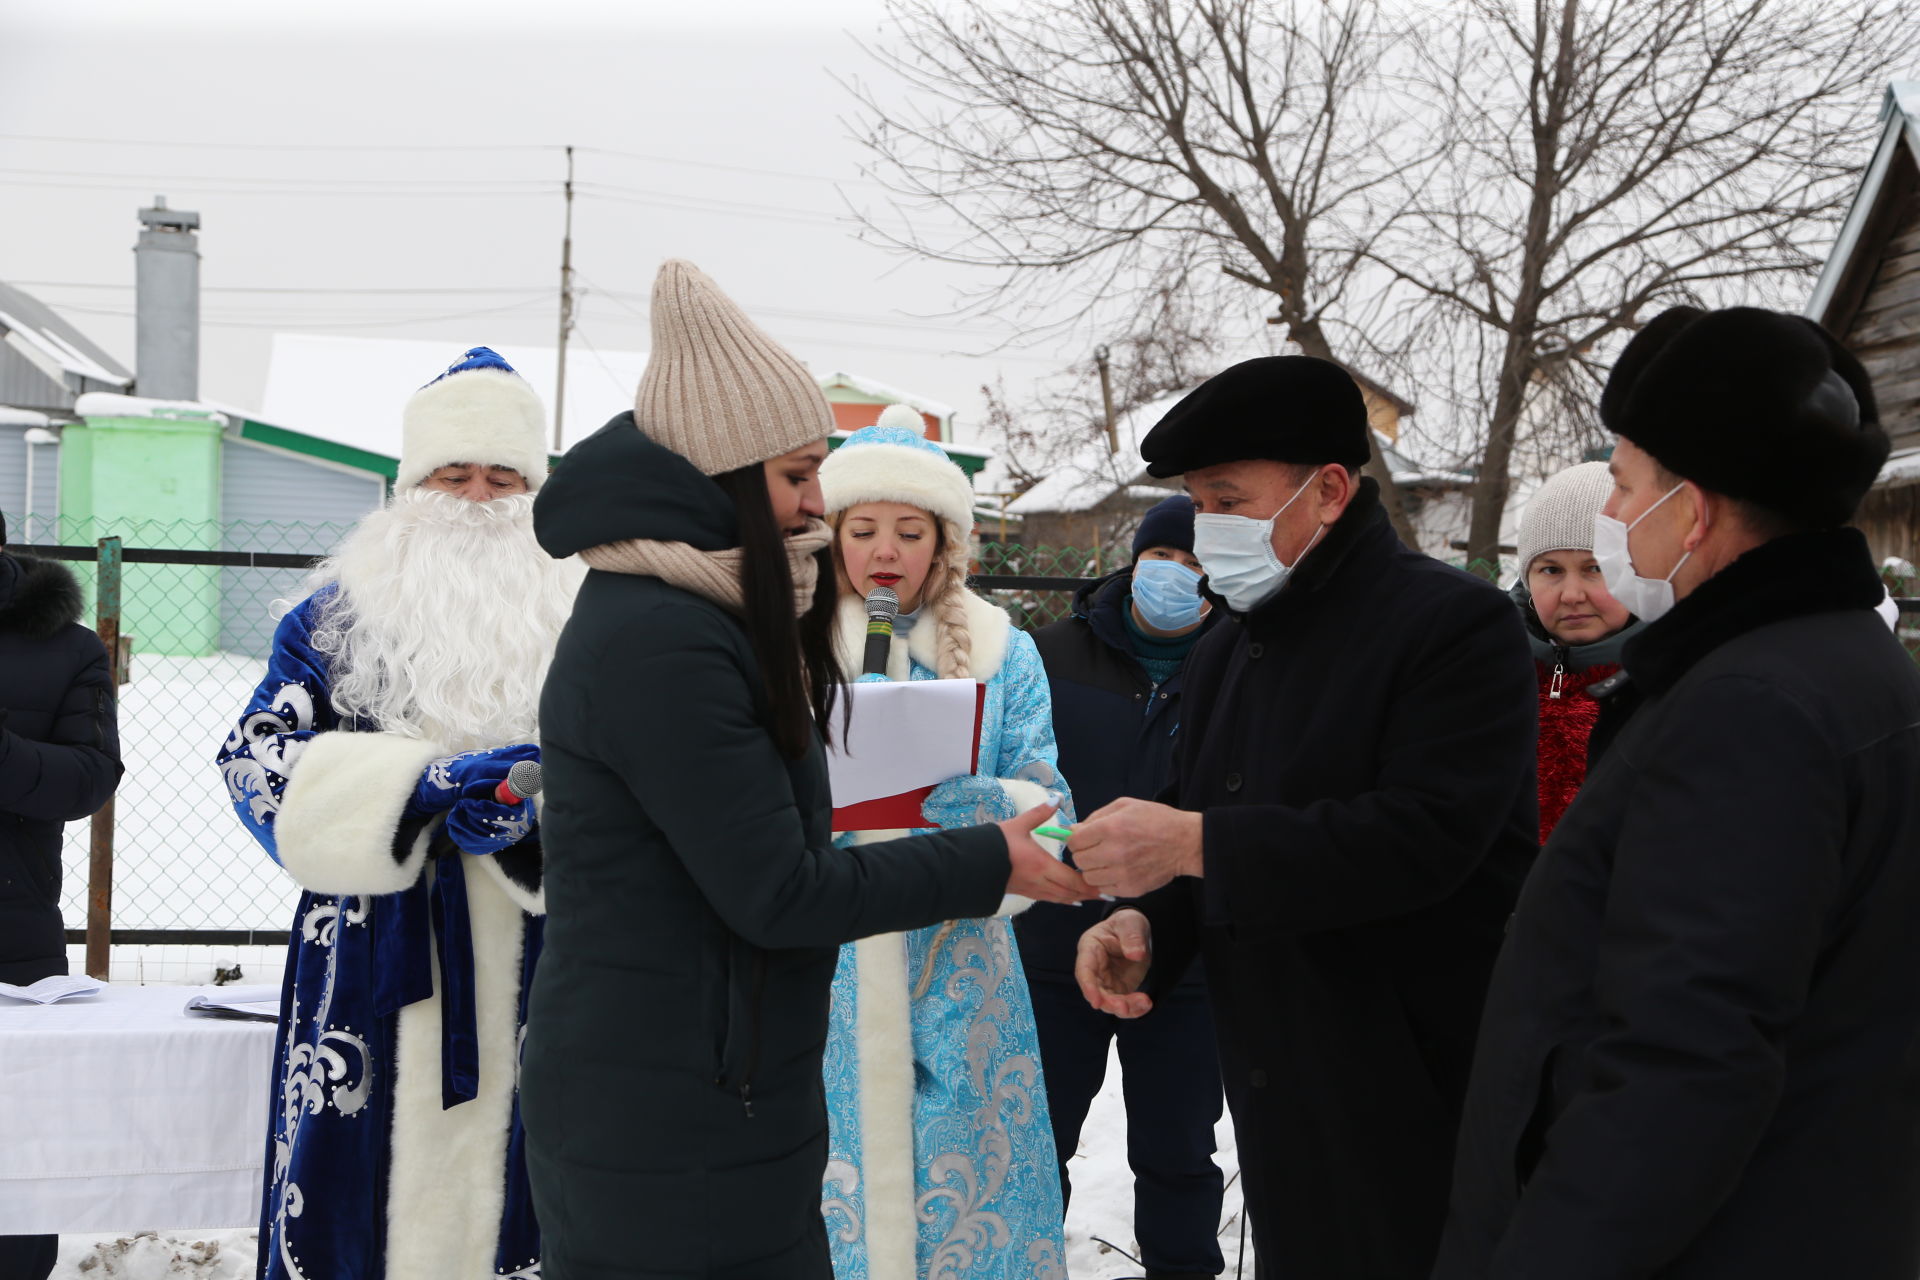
[{"xmin": 820, "ymin": 406, "xmax": 975, "ymax": 530}]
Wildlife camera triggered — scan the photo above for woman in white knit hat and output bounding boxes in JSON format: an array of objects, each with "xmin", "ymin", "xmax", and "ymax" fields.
[
  {"xmin": 522, "ymin": 264, "xmax": 1089, "ymax": 1280},
  {"xmin": 1511, "ymin": 460, "xmax": 1643, "ymax": 841},
  {"xmin": 817, "ymin": 410, "xmax": 1072, "ymax": 1280}
]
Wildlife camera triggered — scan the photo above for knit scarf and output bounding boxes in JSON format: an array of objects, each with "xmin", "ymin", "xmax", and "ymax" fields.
[{"xmin": 579, "ymin": 518, "xmax": 832, "ymax": 616}]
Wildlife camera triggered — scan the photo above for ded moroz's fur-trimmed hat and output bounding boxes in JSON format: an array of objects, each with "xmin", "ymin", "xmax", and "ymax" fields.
[
  {"xmin": 396, "ymin": 347, "xmax": 550, "ymax": 491},
  {"xmin": 1601, "ymin": 306, "xmax": 1888, "ymax": 530},
  {"xmin": 1140, "ymin": 355, "xmax": 1371, "ymax": 478}
]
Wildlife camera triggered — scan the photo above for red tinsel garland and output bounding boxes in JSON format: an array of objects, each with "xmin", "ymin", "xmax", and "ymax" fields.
[{"xmin": 1535, "ymin": 660, "xmax": 1620, "ymax": 844}]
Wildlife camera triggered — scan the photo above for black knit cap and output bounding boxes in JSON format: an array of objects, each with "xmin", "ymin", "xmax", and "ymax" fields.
[
  {"xmin": 1131, "ymin": 494, "xmax": 1195, "ymax": 559},
  {"xmin": 1140, "ymin": 355, "xmax": 1371, "ymax": 478},
  {"xmin": 1602, "ymin": 306, "xmax": 1887, "ymax": 530}
]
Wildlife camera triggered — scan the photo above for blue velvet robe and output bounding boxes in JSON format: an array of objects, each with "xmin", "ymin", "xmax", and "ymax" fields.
[{"xmin": 216, "ymin": 592, "xmax": 544, "ymax": 1280}]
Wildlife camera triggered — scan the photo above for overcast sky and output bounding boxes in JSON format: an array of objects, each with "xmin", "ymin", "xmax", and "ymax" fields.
[{"xmin": 0, "ymin": 0, "xmax": 1143, "ymax": 447}]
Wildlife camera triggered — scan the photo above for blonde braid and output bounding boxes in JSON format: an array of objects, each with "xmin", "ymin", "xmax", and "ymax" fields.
[{"xmin": 927, "ymin": 518, "xmax": 974, "ymax": 680}]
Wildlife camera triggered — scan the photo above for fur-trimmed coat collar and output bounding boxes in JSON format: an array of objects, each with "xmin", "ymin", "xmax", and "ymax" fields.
[
  {"xmin": 833, "ymin": 588, "xmax": 1013, "ymax": 683},
  {"xmin": 1621, "ymin": 526, "xmax": 1886, "ymax": 697},
  {"xmin": 0, "ymin": 553, "xmax": 84, "ymax": 641}
]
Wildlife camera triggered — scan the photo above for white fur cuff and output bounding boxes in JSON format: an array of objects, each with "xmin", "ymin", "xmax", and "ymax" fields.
[
  {"xmin": 276, "ymin": 731, "xmax": 449, "ymax": 896},
  {"xmin": 995, "ymin": 777, "xmax": 1063, "ymax": 917}
]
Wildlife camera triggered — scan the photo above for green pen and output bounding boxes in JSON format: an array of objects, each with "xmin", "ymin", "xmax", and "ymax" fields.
[{"xmin": 1035, "ymin": 825, "xmax": 1074, "ymax": 841}]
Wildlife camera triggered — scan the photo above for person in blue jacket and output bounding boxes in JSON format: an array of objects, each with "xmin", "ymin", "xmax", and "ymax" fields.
[{"xmin": 1020, "ymin": 495, "xmax": 1226, "ymax": 1280}]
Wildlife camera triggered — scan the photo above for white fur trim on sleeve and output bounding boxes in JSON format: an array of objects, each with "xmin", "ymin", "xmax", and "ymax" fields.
[
  {"xmin": 275, "ymin": 730, "xmax": 449, "ymax": 896},
  {"xmin": 994, "ymin": 776, "xmax": 1062, "ymax": 917}
]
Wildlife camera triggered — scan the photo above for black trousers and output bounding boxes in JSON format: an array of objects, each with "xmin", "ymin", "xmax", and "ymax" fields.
[
  {"xmin": 1028, "ymin": 969, "xmax": 1227, "ymax": 1278},
  {"xmin": 0, "ymin": 1235, "xmax": 56, "ymax": 1280}
]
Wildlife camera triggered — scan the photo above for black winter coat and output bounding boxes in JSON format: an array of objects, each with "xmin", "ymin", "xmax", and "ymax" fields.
[
  {"xmin": 0, "ymin": 552, "xmax": 120, "ymax": 984},
  {"xmin": 522, "ymin": 416, "xmax": 1012, "ymax": 1280},
  {"xmin": 1019, "ymin": 569, "xmax": 1213, "ymax": 981},
  {"xmin": 1131, "ymin": 480, "xmax": 1538, "ymax": 1278},
  {"xmin": 1435, "ymin": 528, "xmax": 1920, "ymax": 1280}
]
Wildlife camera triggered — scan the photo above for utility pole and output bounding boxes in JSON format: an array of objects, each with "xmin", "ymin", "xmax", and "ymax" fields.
[
  {"xmin": 554, "ymin": 145, "xmax": 576, "ymax": 454},
  {"xmin": 1094, "ymin": 344, "xmax": 1118, "ymax": 453}
]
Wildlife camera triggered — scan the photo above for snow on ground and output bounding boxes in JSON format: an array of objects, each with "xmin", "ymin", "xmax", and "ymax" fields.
[
  {"xmin": 52, "ymin": 1046, "xmax": 1254, "ymax": 1279},
  {"xmin": 61, "ymin": 653, "xmax": 303, "ymax": 937}
]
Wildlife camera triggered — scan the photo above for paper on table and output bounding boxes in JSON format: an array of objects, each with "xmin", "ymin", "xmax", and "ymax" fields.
[
  {"xmin": 826, "ymin": 678, "xmax": 981, "ymax": 807},
  {"xmin": 0, "ymin": 974, "xmax": 104, "ymax": 1004},
  {"xmin": 184, "ymin": 985, "xmax": 283, "ymax": 1022}
]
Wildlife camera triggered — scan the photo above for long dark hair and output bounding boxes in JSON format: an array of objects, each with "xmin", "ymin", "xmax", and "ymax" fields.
[{"xmin": 711, "ymin": 463, "xmax": 842, "ymax": 759}]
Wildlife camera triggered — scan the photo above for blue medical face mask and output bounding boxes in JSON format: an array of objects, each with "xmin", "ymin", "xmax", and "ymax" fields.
[{"xmin": 1131, "ymin": 557, "xmax": 1206, "ymax": 631}]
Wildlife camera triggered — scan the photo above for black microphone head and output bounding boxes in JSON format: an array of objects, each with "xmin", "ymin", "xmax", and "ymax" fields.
[
  {"xmin": 865, "ymin": 585, "xmax": 900, "ymax": 621},
  {"xmin": 506, "ymin": 758, "xmax": 543, "ymax": 798}
]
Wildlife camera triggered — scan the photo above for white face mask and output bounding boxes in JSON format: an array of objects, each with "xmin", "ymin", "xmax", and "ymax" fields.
[
  {"xmin": 1591, "ymin": 482, "xmax": 1692, "ymax": 624},
  {"xmin": 1192, "ymin": 474, "xmax": 1324, "ymax": 614}
]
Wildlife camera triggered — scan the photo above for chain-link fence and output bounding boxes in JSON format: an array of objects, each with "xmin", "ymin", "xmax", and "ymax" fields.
[
  {"xmin": 16, "ymin": 520, "xmax": 1920, "ymax": 963},
  {"xmin": 14, "ymin": 518, "xmax": 351, "ymax": 955}
]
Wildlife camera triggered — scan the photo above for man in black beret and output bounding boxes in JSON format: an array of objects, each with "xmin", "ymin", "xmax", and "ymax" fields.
[
  {"xmin": 1433, "ymin": 306, "xmax": 1920, "ymax": 1280},
  {"xmin": 1068, "ymin": 355, "xmax": 1540, "ymax": 1277}
]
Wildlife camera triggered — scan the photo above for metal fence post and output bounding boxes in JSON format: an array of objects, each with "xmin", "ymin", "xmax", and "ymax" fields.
[{"xmin": 86, "ymin": 536, "xmax": 122, "ymax": 981}]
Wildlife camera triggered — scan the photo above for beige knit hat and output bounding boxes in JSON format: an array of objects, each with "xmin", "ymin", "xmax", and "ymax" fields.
[
  {"xmin": 633, "ymin": 259, "xmax": 833, "ymax": 476},
  {"xmin": 1517, "ymin": 460, "xmax": 1618, "ymax": 573}
]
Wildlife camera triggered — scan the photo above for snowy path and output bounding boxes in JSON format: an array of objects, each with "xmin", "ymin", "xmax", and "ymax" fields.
[{"xmin": 52, "ymin": 1043, "xmax": 1253, "ymax": 1278}]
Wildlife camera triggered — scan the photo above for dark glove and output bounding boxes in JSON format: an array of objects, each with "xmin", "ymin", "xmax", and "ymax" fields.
[{"xmin": 408, "ymin": 744, "xmax": 539, "ymax": 855}]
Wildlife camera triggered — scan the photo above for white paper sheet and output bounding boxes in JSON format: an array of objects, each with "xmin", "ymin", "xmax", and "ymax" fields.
[
  {"xmin": 0, "ymin": 974, "xmax": 104, "ymax": 1004},
  {"xmin": 184, "ymin": 984, "xmax": 284, "ymax": 1022},
  {"xmin": 826, "ymin": 678, "xmax": 980, "ymax": 807}
]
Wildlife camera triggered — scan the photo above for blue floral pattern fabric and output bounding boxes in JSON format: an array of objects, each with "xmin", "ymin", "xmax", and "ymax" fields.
[
  {"xmin": 215, "ymin": 592, "xmax": 543, "ymax": 1280},
  {"xmin": 822, "ymin": 626, "xmax": 1074, "ymax": 1280}
]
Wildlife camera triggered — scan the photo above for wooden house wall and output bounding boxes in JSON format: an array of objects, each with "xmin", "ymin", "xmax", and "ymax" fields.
[{"xmin": 1839, "ymin": 149, "xmax": 1920, "ymax": 455}]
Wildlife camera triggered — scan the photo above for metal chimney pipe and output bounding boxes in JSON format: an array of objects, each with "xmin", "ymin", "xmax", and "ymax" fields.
[{"xmin": 135, "ymin": 196, "xmax": 201, "ymax": 402}]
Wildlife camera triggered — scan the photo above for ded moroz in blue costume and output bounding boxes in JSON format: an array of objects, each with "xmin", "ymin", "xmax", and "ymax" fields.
[
  {"xmin": 818, "ymin": 412, "xmax": 1073, "ymax": 1280},
  {"xmin": 215, "ymin": 348, "xmax": 582, "ymax": 1280}
]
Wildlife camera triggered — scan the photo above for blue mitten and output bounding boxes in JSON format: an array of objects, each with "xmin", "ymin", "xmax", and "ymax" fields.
[
  {"xmin": 445, "ymin": 788, "xmax": 535, "ymax": 857},
  {"xmin": 407, "ymin": 744, "xmax": 540, "ymax": 855},
  {"xmin": 922, "ymin": 774, "xmax": 1017, "ymax": 829}
]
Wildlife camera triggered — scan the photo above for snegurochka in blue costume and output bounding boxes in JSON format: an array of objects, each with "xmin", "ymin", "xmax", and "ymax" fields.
[{"xmin": 216, "ymin": 348, "xmax": 583, "ymax": 1280}]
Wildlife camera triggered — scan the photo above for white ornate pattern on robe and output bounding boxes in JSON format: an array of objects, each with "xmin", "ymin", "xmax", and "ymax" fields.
[{"xmin": 821, "ymin": 598, "xmax": 1072, "ymax": 1280}]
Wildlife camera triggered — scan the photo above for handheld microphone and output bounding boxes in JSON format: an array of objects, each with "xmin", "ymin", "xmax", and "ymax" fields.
[
  {"xmin": 495, "ymin": 759, "xmax": 544, "ymax": 806},
  {"xmin": 862, "ymin": 585, "xmax": 900, "ymax": 677}
]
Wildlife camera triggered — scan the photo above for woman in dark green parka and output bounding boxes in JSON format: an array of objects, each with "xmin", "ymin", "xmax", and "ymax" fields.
[{"xmin": 522, "ymin": 260, "xmax": 1089, "ymax": 1280}]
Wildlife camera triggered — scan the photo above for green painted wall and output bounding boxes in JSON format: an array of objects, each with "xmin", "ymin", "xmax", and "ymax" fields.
[{"xmin": 60, "ymin": 411, "xmax": 224, "ymax": 657}]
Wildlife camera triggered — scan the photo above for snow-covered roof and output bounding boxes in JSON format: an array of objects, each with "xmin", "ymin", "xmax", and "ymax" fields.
[
  {"xmin": 1006, "ymin": 391, "xmax": 1185, "ymax": 516},
  {"xmin": 0, "ymin": 406, "xmax": 52, "ymax": 428},
  {"xmin": 818, "ymin": 370, "xmax": 957, "ymax": 423},
  {"xmin": 74, "ymin": 392, "xmax": 229, "ymax": 426},
  {"xmin": 262, "ymin": 334, "xmax": 647, "ymax": 457},
  {"xmin": 0, "ymin": 280, "xmax": 133, "ymax": 394},
  {"xmin": 1006, "ymin": 388, "xmax": 1468, "ymax": 516},
  {"xmin": 1807, "ymin": 81, "xmax": 1920, "ymax": 323},
  {"xmin": 262, "ymin": 335, "xmax": 968, "ymax": 461},
  {"xmin": 1879, "ymin": 446, "xmax": 1920, "ymax": 488}
]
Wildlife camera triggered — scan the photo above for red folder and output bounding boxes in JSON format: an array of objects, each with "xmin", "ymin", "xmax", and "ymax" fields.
[{"xmin": 831, "ymin": 682, "xmax": 988, "ymax": 831}]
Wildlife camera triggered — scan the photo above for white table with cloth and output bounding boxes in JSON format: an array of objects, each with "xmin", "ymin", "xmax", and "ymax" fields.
[{"xmin": 0, "ymin": 983, "xmax": 278, "ymax": 1233}]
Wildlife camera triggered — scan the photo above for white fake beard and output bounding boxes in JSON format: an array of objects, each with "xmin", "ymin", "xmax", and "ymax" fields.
[{"xmin": 306, "ymin": 488, "xmax": 584, "ymax": 752}]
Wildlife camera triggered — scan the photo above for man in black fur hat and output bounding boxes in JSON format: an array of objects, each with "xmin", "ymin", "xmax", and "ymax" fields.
[
  {"xmin": 1069, "ymin": 355, "xmax": 1540, "ymax": 1278},
  {"xmin": 1433, "ymin": 306, "xmax": 1920, "ymax": 1280},
  {"xmin": 0, "ymin": 510, "xmax": 122, "ymax": 1280}
]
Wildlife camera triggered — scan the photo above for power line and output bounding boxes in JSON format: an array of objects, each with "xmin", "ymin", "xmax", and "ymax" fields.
[
  {"xmin": 0, "ymin": 166, "xmax": 556, "ymax": 189},
  {"xmin": 10, "ymin": 281, "xmax": 546, "ymax": 296},
  {"xmin": 45, "ymin": 295, "xmax": 553, "ymax": 331},
  {"xmin": 0, "ymin": 177, "xmax": 550, "ymax": 199},
  {"xmin": 0, "ymin": 134, "xmax": 560, "ymax": 153}
]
